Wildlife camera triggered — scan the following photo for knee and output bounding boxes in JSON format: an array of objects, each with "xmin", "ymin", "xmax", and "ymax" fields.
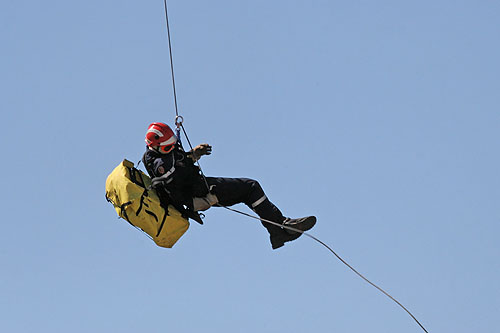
[
  {"xmin": 242, "ymin": 178, "xmax": 263, "ymax": 193},
  {"xmin": 241, "ymin": 178, "xmax": 267, "ymax": 207}
]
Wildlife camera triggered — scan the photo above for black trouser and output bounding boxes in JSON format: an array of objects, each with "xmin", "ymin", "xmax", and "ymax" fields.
[{"xmin": 205, "ymin": 177, "xmax": 286, "ymax": 236}]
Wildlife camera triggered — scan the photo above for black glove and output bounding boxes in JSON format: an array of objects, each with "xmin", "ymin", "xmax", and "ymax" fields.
[{"xmin": 190, "ymin": 143, "xmax": 212, "ymax": 161}]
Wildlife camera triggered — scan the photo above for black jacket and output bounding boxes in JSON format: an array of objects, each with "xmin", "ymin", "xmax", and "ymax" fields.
[{"xmin": 142, "ymin": 145, "xmax": 208, "ymax": 209}]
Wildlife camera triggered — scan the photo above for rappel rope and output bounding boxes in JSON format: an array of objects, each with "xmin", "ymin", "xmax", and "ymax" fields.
[
  {"xmin": 159, "ymin": 1, "xmax": 429, "ymax": 332},
  {"xmin": 162, "ymin": 0, "xmax": 179, "ymax": 118},
  {"xmin": 216, "ymin": 207, "xmax": 430, "ymax": 333}
]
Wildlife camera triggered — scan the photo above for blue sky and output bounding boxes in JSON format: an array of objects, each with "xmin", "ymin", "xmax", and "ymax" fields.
[{"xmin": 1, "ymin": 1, "xmax": 499, "ymax": 332}]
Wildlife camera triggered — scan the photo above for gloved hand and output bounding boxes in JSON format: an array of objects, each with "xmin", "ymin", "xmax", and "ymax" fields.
[{"xmin": 190, "ymin": 143, "xmax": 212, "ymax": 161}]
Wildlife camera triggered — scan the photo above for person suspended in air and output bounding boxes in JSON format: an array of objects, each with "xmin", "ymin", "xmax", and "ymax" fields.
[{"xmin": 142, "ymin": 122, "xmax": 316, "ymax": 249}]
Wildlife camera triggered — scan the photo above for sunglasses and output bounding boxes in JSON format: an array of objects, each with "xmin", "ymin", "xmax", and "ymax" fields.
[{"xmin": 159, "ymin": 144, "xmax": 175, "ymax": 154}]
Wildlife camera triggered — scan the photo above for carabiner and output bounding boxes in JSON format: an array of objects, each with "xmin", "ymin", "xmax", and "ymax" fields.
[{"xmin": 175, "ymin": 115, "xmax": 184, "ymax": 128}]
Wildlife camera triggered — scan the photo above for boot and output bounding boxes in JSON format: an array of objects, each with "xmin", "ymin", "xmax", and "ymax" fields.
[
  {"xmin": 270, "ymin": 230, "xmax": 302, "ymax": 250},
  {"xmin": 269, "ymin": 216, "xmax": 316, "ymax": 249},
  {"xmin": 282, "ymin": 216, "xmax": 316, "ymax": 234}
]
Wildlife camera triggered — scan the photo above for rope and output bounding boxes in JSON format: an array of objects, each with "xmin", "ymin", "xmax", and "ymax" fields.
[
  {"xmin": 162, "ymin": 0, "xmax": 210, "ymax": 190},
  {"xmin": 159, "ymin": 1, "xmax": 428, "ymax": 332},
  {"xmin": 163, "ymin": 0, "xmax": 179, "ymax": 117},
  {"xmin": 220, "ymin": 206, "xmax": 429, "ymax": 333}
]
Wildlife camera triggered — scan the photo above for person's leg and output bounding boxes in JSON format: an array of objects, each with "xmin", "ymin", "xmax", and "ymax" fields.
[
  {"xmin": 205, "ymin": 177, "xmax": 284, "ymax": 224},
  {"xmin": 205, "ymin": 177, "xmax": 315, "ymax": 249}
]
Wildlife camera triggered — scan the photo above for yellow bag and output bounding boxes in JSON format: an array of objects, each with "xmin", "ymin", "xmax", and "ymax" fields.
[{"xmin": 105, "ymin": 159, "xmax": 189, "ymax": 248}]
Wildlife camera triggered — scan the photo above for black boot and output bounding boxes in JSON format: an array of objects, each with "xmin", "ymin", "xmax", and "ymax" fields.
[
  {"xmin": 282, "ymin": 216, "xmax": 316, "ymax": 234},
  {"xmin": 269, "ymin": 216, "xmax": 317, "ymax": 249},
  {"xmin": 270, "ymin": 230, "xmax": 302, "ymax": 250}
]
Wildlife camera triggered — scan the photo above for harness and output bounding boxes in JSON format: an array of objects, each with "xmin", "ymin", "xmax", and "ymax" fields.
[{"xmin": 142, "ymin": 147, "xmax": 204, "ymax": 225}]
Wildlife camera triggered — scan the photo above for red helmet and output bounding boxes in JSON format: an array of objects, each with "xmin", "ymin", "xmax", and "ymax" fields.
[{"xmin": 145, "ymin": 122, "xmax": 177, "ymax": 153}]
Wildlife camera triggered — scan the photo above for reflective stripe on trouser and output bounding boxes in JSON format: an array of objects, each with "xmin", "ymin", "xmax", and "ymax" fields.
[{"xmin": 251, "ymin": 195, "xmax": 267, "ymax": 208}]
